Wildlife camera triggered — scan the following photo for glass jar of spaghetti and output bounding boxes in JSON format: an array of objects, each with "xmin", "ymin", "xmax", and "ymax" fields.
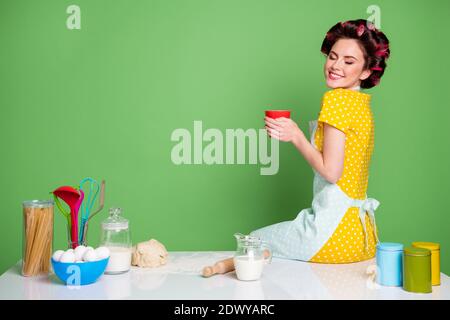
[{"xmin": 22, "ymin": 200, "xmax": 54, "ymax": 276}]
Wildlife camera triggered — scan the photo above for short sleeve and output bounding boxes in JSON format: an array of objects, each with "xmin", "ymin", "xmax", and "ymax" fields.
[{"xmin": 318, "ymin": 89, "xmax": 352, "ymax": 134}]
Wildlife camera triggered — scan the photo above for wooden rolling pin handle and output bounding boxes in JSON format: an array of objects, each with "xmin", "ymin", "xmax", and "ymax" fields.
[
  {"xmin": 202, "ymin": 249, "xmax": 271, "ymax": 278},
  {"xmin": 202, "ymin": 257, "xmax": 234, "ymax": 278}
]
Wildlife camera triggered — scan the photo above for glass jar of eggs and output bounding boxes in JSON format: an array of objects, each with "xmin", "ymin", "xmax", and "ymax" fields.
[{"xmin": 100, "ymin": 207, "xmax": 132, "ymax": 274}]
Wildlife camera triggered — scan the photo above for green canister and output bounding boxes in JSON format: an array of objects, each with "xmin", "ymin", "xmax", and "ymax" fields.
[{"xmin": 403, "ymin": 247, "xmax": 432, "ymax": 293}]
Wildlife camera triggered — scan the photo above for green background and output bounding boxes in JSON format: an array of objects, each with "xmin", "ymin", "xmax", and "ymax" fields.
[{"xmin": 1, "ymin": 0, "xmax": 449, "ymax": 277}]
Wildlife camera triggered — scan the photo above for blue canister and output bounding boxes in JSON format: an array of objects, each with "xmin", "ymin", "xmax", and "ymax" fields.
[{"xmin": 376, "ymin": 242, "xmax": 404, "ymax": 286}]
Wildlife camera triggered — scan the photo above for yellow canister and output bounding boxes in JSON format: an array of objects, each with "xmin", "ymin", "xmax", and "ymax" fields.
[{"xmin": 412, "ymin": 242, "xmax": 440, "ymax": 286}]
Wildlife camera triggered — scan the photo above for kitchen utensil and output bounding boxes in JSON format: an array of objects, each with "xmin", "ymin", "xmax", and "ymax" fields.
[
  {"xmin": 202, "ymin": 257, "xmax": 235, "ymax": 278},
  {"xmin": 79, "ymin": 177, "xmax": 100, "ymax": 244},
  {"xmin": 52, "ymin": 186, "xmax": 84, "ymax": 249},
  {"xmin": 81, "ymin": 180, "xmax": 106, "ymax": 245}
]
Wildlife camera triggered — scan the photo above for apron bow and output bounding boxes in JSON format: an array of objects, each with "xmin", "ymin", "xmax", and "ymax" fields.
[{"xmin": 353, "ymin": 198, "xmax": 380, "ymax": 253}]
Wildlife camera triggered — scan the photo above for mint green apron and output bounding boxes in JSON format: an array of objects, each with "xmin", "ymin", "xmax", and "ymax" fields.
[{"xmin": 250, "ymin": 120, "xmax": 380, "ymax": 261}]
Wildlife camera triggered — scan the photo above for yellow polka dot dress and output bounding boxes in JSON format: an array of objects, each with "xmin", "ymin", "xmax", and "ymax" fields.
[{"xmin": 310, "ymin": 88, "xmax": 377, "ymax": 263}]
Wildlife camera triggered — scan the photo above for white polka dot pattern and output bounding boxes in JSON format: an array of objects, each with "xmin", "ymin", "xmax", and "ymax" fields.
[{"xmin": 312, "ymin": 88, "xmax": 377, "ymax": 263}]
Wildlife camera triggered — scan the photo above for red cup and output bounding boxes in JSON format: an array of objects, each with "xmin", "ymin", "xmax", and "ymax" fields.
[{"xmin": 265, "ymin": 110, "xmax": 291, "ymax": 119}]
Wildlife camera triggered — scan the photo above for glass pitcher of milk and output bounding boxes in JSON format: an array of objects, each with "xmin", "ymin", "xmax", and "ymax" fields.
[{"xmin": 233, "ymin": 233, "xmax": 272, "ymax": 281}]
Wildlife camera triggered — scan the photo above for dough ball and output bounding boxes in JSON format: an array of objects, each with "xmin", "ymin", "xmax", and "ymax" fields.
[{"xmin": 131, "ymin": 238, "xmax": 168, "ymax": 268}]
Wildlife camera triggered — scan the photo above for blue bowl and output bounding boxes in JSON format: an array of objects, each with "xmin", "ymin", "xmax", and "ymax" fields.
[{"xmin": 51, "ymin": 258, "xmax": 109, "ymax": 286}]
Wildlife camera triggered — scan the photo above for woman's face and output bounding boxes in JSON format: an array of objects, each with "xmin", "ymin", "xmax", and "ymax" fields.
[{"xmin": 324, "ymin": 38, "xmax": 372, "ymax": 89}]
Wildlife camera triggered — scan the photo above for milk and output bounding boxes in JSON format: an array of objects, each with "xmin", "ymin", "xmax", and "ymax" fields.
[
  {"xmin": 105, "ymin": 246, "xmax": 132, "ymax": 274},
  {"xmin": 233, "ymin": 256, "xmax": 265, "ymax": 281}
]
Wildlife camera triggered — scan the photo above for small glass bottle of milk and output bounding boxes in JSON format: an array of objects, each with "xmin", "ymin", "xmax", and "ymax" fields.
[{"xmin": 100, "ymin": 207, "xmax": 132, "ymax": 274}]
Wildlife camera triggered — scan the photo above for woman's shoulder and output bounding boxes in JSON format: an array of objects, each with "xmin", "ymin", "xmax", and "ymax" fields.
[
  {"xmin": 322, "ymin": 88, "xmax": 371, "ymax": 105},
  {"xmin": 324, "ymin": 88, "xmax": 371, "ymax": 99}
]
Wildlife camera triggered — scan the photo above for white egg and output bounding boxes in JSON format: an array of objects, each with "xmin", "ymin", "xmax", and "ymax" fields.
[
  {"xmin": 67, "ymin": 249, "xmax": 74, "ymax": 253},
  {"xmin": 83, "ymin": 249, "xmax": 98, "ymax": 262},
  {"xmin": 85, "ymin": 246, "xmax": 94, "ymax": 252},
  {"xmin": 95, "ymin": 247, "xmax": 110, "ymax": 260},
  {"xmin": 59, "ymin": 251, "xmax": 76, "ymax": 263},
  {"xmin": 74, "ymin": 245, "xmax": 87, "ymax": 261},
  {"xmin": 52, "ymin": 250, "xmax": 65, "ymax": 262}
]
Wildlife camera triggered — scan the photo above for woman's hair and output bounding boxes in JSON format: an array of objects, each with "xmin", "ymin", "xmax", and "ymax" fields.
[{"xmin": 321, "ymin": 19, "xmax": 390, "ymax": 89}]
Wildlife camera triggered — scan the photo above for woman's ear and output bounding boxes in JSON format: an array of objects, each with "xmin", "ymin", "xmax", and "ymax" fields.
[{"xmin": 360, "ymin": 69, "xmax": 372, "ymax": 81}]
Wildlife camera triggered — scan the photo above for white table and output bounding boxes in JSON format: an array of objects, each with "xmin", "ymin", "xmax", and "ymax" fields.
[{"xmin": 0, "ymin": 251, "xmax": 449, "ymax": 300}]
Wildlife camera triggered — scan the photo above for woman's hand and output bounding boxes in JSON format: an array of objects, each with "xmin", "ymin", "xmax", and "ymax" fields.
[
  {"xmin": 264, "ymin": 116, "xmax": 345, "ymax": 183},
  {"xmin": 264, "ymin": 116, "xmax": 303, "ymax": 143}
]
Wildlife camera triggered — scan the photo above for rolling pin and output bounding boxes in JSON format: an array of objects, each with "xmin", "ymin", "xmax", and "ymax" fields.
[
  {"xmin": 202, "ymin": 249, "xmax": 271, "ymax": 278},
  {"xmin": 202, "ymin": 257, "xmax": 235, "ymax": 278}
]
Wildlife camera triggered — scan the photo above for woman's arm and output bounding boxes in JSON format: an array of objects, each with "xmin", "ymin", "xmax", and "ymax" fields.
[{"xmin": 265, "ymin": 117, "xmax": 345, "ymax": 183}]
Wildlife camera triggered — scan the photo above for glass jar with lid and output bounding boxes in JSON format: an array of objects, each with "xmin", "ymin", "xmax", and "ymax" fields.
[{"xmin": 100, "ymin": 207, "xmax": 132, "ymax": 274}]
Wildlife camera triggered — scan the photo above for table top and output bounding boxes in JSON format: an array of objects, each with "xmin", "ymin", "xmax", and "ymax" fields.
[{"xmin": 1, "ymin": 251, "xmax": 449, "ymax": 300}]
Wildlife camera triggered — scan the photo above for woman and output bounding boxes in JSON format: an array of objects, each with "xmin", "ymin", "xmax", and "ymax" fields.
[{"xmin": 251, "ymin": 19, "xmax": 390, "ymax": 263}]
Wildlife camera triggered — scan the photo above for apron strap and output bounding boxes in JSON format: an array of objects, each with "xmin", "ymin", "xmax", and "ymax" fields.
[{"xmin": 353, "ymin": 198, "xmax": 380, "ymax": 253}]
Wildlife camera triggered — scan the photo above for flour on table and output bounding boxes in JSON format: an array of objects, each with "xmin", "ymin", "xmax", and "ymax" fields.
[{"xmin": 131, "ymin": 252, "xmax": 233, "ymax": 275}]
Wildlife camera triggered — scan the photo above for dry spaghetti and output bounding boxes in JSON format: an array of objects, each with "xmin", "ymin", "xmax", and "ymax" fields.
[{"xmin": 22, "ymin": 200, "xmax": 54, "ymax": 276}]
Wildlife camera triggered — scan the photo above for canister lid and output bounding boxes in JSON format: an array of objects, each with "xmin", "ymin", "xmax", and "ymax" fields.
[
  {"xmin": 101, "ymin": 207, "xmax": 129, "ymax": 230},
  {"xmin": 404, "ymin": 246, "xmax": 431, "ymax": 257},
  {"xmin": 412, "ymin": 242, "xmax": 440, "ymax": 251},
  {"xmin": 376, "ymin": 242, "xmax": 404, "ymax": 252},
  {"xmin": 22, "ymin": 200, "xmax": 54, "ymax": 208}
]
